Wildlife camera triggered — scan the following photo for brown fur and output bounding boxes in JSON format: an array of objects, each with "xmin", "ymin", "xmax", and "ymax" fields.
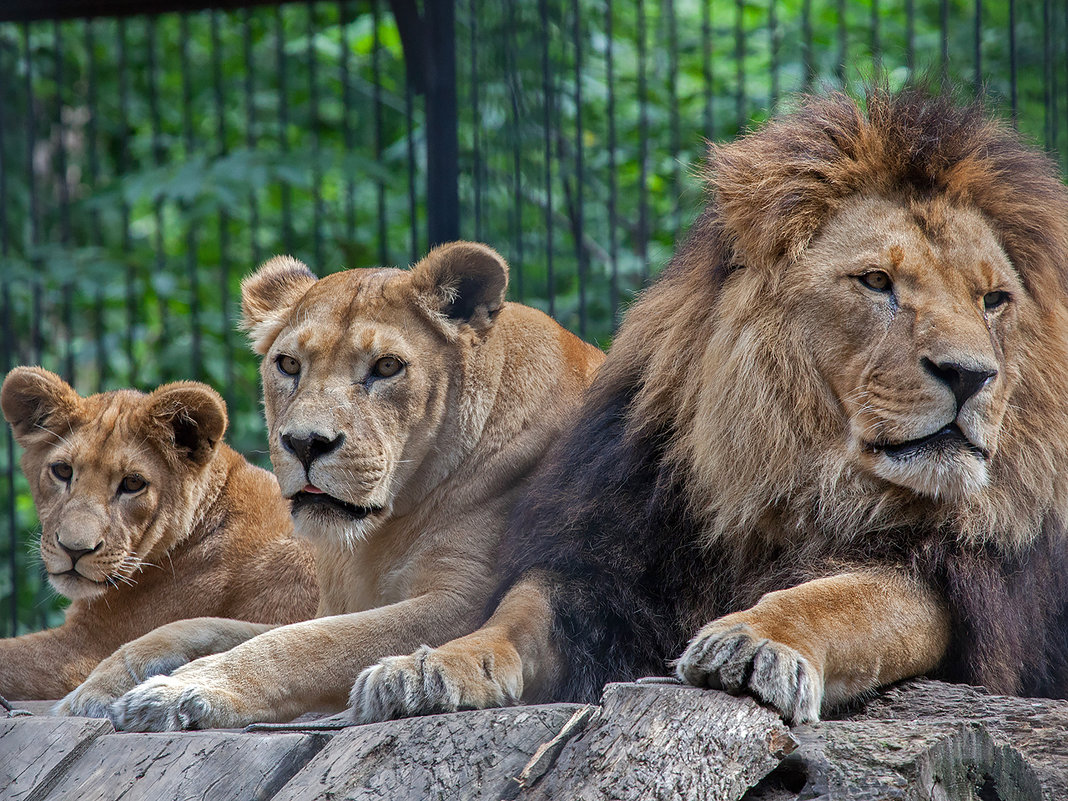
[
  {"xmin": 351, "ymin": 89, "xmax": 1068, "ymax": 725},
  {"xmin": 0, "ymin": 369, "xmax": 318, "ymax": 700},
  {"xmin": 67, "ymin": 242, "xmax": 603, "ymax": 730}
]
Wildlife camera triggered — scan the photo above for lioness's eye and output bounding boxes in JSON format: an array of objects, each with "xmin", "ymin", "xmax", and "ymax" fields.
[
  {"xmin": 50, "ymin": 462, "xmax": 73, "ymax": 482},
  {"xmin": 858, "ymin": 271, "xmax": 892, "ymax": 293},
  {"xmin": 372, "ymin": 357, "xmax": 404, "ymax": 379},
  {"xmin": 276, "ymin": 355, "xmax": 301, "ymax": 376},
  {"xmin": 119, "ymin": 475, "xmax": 147, "ymax": 494},
  {"xmin": 983, "ymin": 290, "xmax": 1010, "ymax": 311}
]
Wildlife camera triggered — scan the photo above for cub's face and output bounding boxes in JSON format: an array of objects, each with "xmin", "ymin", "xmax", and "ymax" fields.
[
  {"xmin": 241, "ymin": 242, "xmax": 509, "ymax": 547},
  {"xmin": 0, "ymin": 369, "xmax": 227, "ymax": 600},
  {"xmin": 789, "ymin": 195, "xmax": 1025, "ymax": 500}
]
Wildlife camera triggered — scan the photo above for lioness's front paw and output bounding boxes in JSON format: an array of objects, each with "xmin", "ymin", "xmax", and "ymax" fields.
[
  {"xmin": 676, "ymin": 622, "xmax": 822, "ymax": 724},
  {"xmin": 108, "ymin": 674, "xmax": 242, "ymax": 731},
  {"xmin": 350, "ymin": 644, "xmax": 521, "ymax": 724}
]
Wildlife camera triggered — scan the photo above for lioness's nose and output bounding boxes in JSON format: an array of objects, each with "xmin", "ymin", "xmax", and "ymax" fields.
[
  {"xmin": 281, "ymin": 431, "xmax": 346, "ymax": 470},
  {"xmin": 923, "ymin": 358, "xmax": 997, "ymax": 409}
]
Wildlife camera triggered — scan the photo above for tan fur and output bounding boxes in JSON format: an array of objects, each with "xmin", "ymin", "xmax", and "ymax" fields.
[
  {"xmin": 0, "ymin": 369, "xmax": 318, "ymax": 701},
  {"xmin": 74, "ymin": 241, "xmax": 602, "ymax": 730}
]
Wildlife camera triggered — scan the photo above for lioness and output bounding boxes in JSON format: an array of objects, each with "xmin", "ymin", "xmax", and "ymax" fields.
[
  {"xmin": 0, "ymin": 369, "xmax": 317, "ymax": 700},
  {"xmin": 353, "ymin": 90, "xmax": 1068, "ymax": 725},
  {"xmin": 68, "ymin": 241, "xmax": 603, "ymax": 729}
]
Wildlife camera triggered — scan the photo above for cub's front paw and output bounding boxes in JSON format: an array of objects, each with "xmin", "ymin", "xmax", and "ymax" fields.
[
  {"xmin": 676, "ymin": 622, "xmax": 822, "ymax": 724},
  {"xmin": 55, "ymin": 649, "xmax": 189, "ymax": 719},
  {"xmin": 350, "ymin": 643, "xmax": 521, "ymax": 724},
  {"xmin": 108, "ymin": 674, "xmax": 242, "ymax": 731}
]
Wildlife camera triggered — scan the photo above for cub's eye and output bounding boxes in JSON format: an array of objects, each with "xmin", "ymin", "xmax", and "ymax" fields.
[
  {"xmin": 983, "ymin": 290, "xmax": 1010, "ymax": 311},
  {"xmin": 276, "ymin": 355, "xmax": 301, "ymax": 377},
  {"xmin": 857, "ymin": 271, "xmax": 893, "ymax": 293},
  {"xmin": 50, "ymin": 462, "xmax": 73, "ymax": 482},
  {"xmin": 119, "ymin": 475, "xmax": 147, "ymax": 495},
  {"xmin": 372, "ymin": 357, "xmax": 404, "ymax": 379}
]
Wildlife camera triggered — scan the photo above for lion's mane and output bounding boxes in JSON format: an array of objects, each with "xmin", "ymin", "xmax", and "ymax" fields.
[{"xmin": 497, "ymin": 89, "xmax": 1068, "ymax": 703}]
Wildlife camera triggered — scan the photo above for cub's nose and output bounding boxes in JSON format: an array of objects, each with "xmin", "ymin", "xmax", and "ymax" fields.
[
  {"xmin": 923, "ymin": 358, "xmax": 997, "ymax": 410},
  {"xmin": 57, "ymin": 537, "xmax": 102, "ymax": 566},
  {"xmin": 281, "ymin": 431, "xmax": 346, "ymax": 471}
]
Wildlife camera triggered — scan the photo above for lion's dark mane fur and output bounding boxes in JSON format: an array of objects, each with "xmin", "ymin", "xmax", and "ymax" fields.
[{"xmin": 493, "ymin": 89, "xmax": 1068, "ymax": 706}]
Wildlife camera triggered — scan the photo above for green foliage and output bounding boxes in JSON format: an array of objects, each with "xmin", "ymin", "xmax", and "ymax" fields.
[{"xmin": 0, "ymin": 0, "xmax": 1065, "ymax": 635}]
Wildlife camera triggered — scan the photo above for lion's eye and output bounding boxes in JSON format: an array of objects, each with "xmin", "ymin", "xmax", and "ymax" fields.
[
  {"xmin": 983, "ymin": 290, "xmax": 1010, "ymax": 311},
  {"xmin": 858, "ymin": 271, "xmax": 893, "ymax": 292},
  {"xmin": 119, "ymin": 475, "xmax": 147, "ymax": 495},
  {"xmin": 50, "ymin": 462, "xmax": 73, "ymax": 482},
  {"xmin": 372, "ymin": 357, "xmax": 404, "ymax": 379},
  {"xmin": 276, "ymin": 355, "xmax": 301, "ymax": 377}
]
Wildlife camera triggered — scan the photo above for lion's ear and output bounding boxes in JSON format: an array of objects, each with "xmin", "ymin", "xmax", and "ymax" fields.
[
  {"xmin": 1, "ymin": 367, "xmax": 81, "ymax": 448},
  {"xmin": 240, "ymin": 256, "xmax": 319, "ymax": 355},
  {"xmin": 145, "ymin": 382, "xmax": 228, "ymax": 466},
  {"xmin": 410, "ymin": 242, "xmax": 509, "ymax": 329}
]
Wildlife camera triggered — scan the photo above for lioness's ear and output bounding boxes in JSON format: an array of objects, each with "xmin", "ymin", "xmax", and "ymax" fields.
[
  {"xmin": 240, "ymin": 256, "xmax": 319, "ymax": 354},
  {"xmin": 410, "ymin": 241, "xmax": 509, "ymax": 329},
  {"xmin": 1, "ymin": 367, "xmax": 81, "ymax": 447},
  {"xmin": 145, "ymin": 382, "xmax": 228, "ymax": 465}
]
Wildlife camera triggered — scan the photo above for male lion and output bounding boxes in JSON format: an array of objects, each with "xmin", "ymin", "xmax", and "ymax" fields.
[
  {"xmin": 353, "ymin": 90, "xmax": 1068, "ymax": 725},
  {"xmin": 0, "ymin": 369, "xmax": 317, "ymax": 700},
  {"xmin": 71, "ymin": 241, "xmax": 603, "ymax": 730}
]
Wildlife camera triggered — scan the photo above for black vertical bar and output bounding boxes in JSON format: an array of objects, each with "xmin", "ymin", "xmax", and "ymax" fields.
[
  {"xmin": 905, "ymin": 0, "xmax": 915, "ymax": 75},
  {"xmin": 146, "ymin": 16, "xmax": 170, "ymax": 377},
  {"xmin": 506, "ymin": 0, "xmax": 524, "ymax": 301},
  {"xmin": 22, "ymin": 24, "xmax": 42, "ymax": 369},
  {"xmin": 425, "ymin": 0, "xmax": 459, "ymax": 247},
  {"xmin": 539, "ymin": 0, "xmax": 555, "ymax": 314},
  {"xmin": 1009, "ymin": 0, "xmax": 1018, "ymax": 124},
  {"xmin": 636, "ymin": 0, "xmax": 648, "ymax": 281},
  {"xmin": 307, "ymin": 1, "xmax": 323, "ymax": 268},
  {"xmin": 940, "ymin": 0, "xmax": 949, "ymax": 83},
  {"xmin": 606, "ymin": 0, "xmax": 618, "ymax": 323},
  {"xmin": 275, "ymin": 5, "xmax": 294, "ymax": 252},
  {"xmin": 338, "ymin": 0, "xmax": 356, "ymax": 251},
  {"xmin": 666, "ymin": 0, "xmax": 680, "ymax": 219},
  {"xmin": 802, "ymin": 0, "xmax": 814, "ymax": 90},
  {"xmin": 735, "ymin": 0, "xmax": 745, "ymax": 129},
  {"xmin": 85, "ymin": 19, "xmax": 107, "ymax": 393},
  {"xmin": 54, "ymin": 20, "xmax": 75, "ymax": 387},
  {"xmin": 702, "ymin": 0, "xmax": 713, "ymax": 134},
  {"xmin": 243, "ymin": 8, "xmax": 262, "ymax": 266},
  {"xmin": 974, "ymin": 0, "xmax": 983, "ymax": 93},
  {"xmin": 405, "ymin": 70, "xmax": 418, "ymax": 262},
  {"xmin": 211, "ymin": 9, "xmax": 234, "ymax": 408},
  {"xmin": 1044, "ymin": 0, "xmax": 1053, "ymax": 150},
  {"xmin": 871, "ymin": 0, "xmax": 880, "ymax": 74},
  {"xmin": 469, "ymin": 0, "xmax": 482, "ymax": 241},
  {"xmin": 836, "ymin": 0, "xmax": 846, "ymax": 85},
  {"xmin": 118, "ymin": 17, "xmax": 135, "ymax": 382},
  {"xmin": 572, "ymin": 0, "xmax": 586, "ymax": 337},
  {"xmin": 769, "ymin": 0, "xmax": 780, "ymax": 109},
  {"xmin": 372, "ymin": 0, "xmax": 387, "ymax": 265},
  {"xmin": 179, "ymin": 14, "xmax": 202, "ymax": 382},
  {"xmin": 0, "ymin": 44, "xmax": 14, "ymax": 634}
]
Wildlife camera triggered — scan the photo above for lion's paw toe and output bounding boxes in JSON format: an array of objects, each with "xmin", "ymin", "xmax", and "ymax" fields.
[
  {"xmin": 676, "ymin": 623, "xmax": 822, "ymax": 724},
  {"xmin": 108, "ymin": 676, "xmax": 231, "ymax": 732}
]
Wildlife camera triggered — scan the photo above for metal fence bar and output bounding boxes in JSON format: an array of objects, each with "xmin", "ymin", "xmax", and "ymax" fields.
[
  {"xmin": 539, "ymin": 0, "xmax": 555, "ymax": 316},
  {"xmin": 179, "ymin": 14, "xmax": 203, "ymax": 381},
  {"xmin": 211, "ymin": 8, "xmax": 235, "ymax": 408}
]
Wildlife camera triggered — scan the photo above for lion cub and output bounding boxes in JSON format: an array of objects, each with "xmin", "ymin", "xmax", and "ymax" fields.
[
  {"xmin": 0, "ymin": 369, "xmax": 318, "ymax": 700},
  {"xmin": 65, "ymin": 241, "xmax": 604, "ymax": 730}
]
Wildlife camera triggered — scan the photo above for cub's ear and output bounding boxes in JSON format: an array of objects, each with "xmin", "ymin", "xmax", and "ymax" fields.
[
  {"xmin": 145, "ymin": 382, "xmax": 228, "ymax": 466},
  {"xmin": 1, "ymin": 367, "xmax": 81, "ymax": 447},
  {"xmin": 410, "ymin": 241, "xmax": 509, "ymax": 330},
  {"xmin": 240, "ymin": 256, "xmax": 319, "ymax": 355}
]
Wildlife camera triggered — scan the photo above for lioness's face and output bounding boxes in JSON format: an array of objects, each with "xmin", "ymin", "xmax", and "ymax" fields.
[
  {"xmin": 1, "ymin": 369, "xmax": 228, "ymax": 601},
  {"xmin": 791, "ymin": 195, "xmax": 1024, "ymax": 500}
]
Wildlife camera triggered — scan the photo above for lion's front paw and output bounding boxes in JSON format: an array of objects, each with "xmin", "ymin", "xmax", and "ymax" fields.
[
  {"xmin": 108, "ymin": 674, "xmax": 242, "ymax": 732},
  {"xmin": 676, "ymin": 623, "xmax": 822, "ymax": 724},
  {"xmin": 350, "ymin": 643, "xmax": 521, "ymax": 724},
  {"xmin": 55, "ymin": 649, "xmax": 189, "ymax": 719}
]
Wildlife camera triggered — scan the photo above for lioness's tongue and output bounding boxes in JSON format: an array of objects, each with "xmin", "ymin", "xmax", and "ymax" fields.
[{"xmin": 303, "ymin": 485, "xmax": 325, "ymax": 494}]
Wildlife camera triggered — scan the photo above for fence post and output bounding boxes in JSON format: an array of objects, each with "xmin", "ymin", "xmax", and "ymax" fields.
[{"xmin": 391, "ymin": 0, "xmax": 460, "ymax": 248}]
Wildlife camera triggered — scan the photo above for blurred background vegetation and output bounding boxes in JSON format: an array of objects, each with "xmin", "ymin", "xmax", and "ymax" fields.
[{"xmin": 1, "ymin": 0, "xmax": 1066, "ymax": 634}]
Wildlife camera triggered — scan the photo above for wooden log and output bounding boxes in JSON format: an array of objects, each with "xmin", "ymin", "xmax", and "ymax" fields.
[
  {"xmin": 0, "ymin": 715, "xmax": 113, "ymax": 801},
  {"xmin": 31, "ymin": 729, "xmax": 328, "ymax": 801},
  {"xmin": 273, "ymin": 703, "xmax": 590, "ymax": 801}
]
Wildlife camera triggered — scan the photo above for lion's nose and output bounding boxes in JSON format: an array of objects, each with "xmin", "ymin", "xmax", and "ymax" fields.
[
  {"xmin": 923, "ymin": 358, "xmax": 997, "ymax": 410},
  {"xmin": 57, "ymin": 537, "xmax": 102, "ymax": 566},
  {"xmin": 281, "ymin": 431, "xmax": 346, "ymax": 471}
]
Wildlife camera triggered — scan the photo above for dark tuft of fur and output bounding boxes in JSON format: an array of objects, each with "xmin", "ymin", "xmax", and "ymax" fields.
[{"xmin": 494, "ymin": 88, "xmax": 1068, "ymax": 704}]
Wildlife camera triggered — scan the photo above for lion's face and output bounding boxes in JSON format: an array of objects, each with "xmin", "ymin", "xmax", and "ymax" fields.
[
  {"xmin": 1, "ymin": 369, "xmax": 228, "ymax": 600},
  {"xmin": 790, "ymin": 194, "xmax": 1024, "ymax": 500},
  {"xmin": 241, "ymin": 243, "xmax": 509, "ymax": 547}
]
